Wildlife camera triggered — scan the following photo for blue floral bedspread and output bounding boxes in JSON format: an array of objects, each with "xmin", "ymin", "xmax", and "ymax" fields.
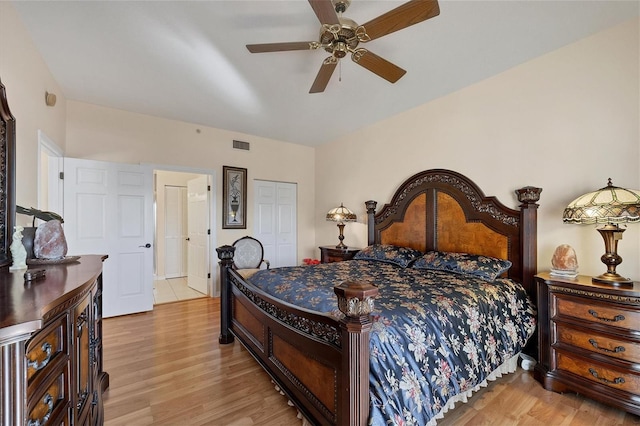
[{"xmin": 246, "ymin": 260, "xmax": 536, "ymax": 425}]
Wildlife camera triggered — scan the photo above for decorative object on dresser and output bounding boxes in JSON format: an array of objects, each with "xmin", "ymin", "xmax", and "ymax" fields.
[
  {"xmin": 9, "ymin": 225, "xmax": 27, "ymax": 270},
  {"xmin": 550, "ymin": 244, "xmax": 578, "ymax": 279},
  {"xmin": 16, "ymin": 205, "xmax": 65, "ymax": 261},
  {"xmin": 326, "ymin": 203, "xmax": 357, "ymax": 248},
  {"xmin": 562, "ymin": 179, "xmax": 640, "ymax": 286},
  {"xmin": 534, "ymin": 273, "xmax": 640, "ymax": 416},
  {"xmin": 319, "ymin": 245, "xmax": 360, "ymax": 263}
]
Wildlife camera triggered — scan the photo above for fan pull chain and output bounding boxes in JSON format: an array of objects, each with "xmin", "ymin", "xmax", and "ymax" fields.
[{"xmin": 339, "ymin": 60, "xmax": 342, "ymax": 82}]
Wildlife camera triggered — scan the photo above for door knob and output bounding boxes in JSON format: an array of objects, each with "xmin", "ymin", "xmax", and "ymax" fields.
[
  {"xmin": 139, "ymin": 243, "xmax": 151, "ymax": 248},
  {"xmin": 186, "ymin": 238, "xmax": 190, "ymax": 241}
]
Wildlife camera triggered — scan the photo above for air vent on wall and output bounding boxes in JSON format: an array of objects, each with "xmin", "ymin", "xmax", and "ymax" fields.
[{"xmin": 233, "ymin": 140, "xmax": 250, "ymax": 151}]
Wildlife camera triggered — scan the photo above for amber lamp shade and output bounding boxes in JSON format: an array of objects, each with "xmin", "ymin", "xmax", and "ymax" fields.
[
  {"xmin": 563, "ymin": 179, "xmax": 640, "ymax": 286},
  {"xmin": 326, "ymin": 203, "xmax": 357, "ymax": 249}
]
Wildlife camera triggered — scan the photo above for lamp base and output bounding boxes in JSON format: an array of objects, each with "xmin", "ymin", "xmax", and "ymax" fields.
[{"xmin": 592, "ymin": 273, "xmax": 633, "ymax": 287}]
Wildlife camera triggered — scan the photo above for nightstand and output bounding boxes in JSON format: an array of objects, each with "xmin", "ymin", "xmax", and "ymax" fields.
[
  {"xmin": 534, "ymin": 273, "xmax": 640, "ymax": 416},
  {"xmin": 319, "ymin": 246, "xmax": 360, "ymax": 264}
]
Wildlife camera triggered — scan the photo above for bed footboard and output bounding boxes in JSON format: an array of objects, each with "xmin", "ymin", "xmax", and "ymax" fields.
[{"xmin": 216, "ymin": 246, "xmax": 378, "ymax": 425}]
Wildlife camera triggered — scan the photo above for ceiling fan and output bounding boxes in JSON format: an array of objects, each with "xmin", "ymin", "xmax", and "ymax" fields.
[{"xmin": 246, "ymin": 0, "xmax": 440, "ymax": 93}]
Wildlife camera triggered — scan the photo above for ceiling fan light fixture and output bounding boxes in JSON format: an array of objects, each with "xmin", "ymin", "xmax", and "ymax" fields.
[
  {"xmin": 333, "ymin": 41, "xmax": 348, "ymax": 58},
  {"xmin": 332, "ymin": 0, "xmax": 351, "ymax": 14},
  {"xmin": 247, "ymin": 0, "xmax": 440, "ymax": 93}
]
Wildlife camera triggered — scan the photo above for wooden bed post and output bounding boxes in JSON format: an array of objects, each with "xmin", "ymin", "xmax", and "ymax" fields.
[
  {"xmin": 334, "ymin": 280, "xmax": 379, "ymax": 426},
  {"xmin": 216, "ymin": 245, "xmax": 236, "ymax": 344},
  {"xmin": 515, "ymin": 186, "xmax": 542, "ymax": 299},
  {"xmin": 365, "ymin": 200, "xmax": 377, "ymax": 246}
]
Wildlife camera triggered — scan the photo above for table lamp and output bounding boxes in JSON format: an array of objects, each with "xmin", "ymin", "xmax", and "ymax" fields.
[
  {"xmin": 326, "ymin": 203, "xmax": 357, "ymax": 249},
  {"xmin": 563, "ymin": 178, "xmax": 640, "ymax": 286}
]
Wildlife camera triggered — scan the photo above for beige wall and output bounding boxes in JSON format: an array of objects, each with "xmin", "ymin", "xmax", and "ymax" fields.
[
  {"xmin": 1, "ymin": 1, "xmax": 315, "ymax": 266},
  {"xmin": 0, "ymin": 2, "xmax": 67, "ymax": 218},
  {"xmin": 316, "ymin": 18, "xmax": 640, "ymax": 280},
  {"xmin": 64, "ymin": 101, "xmax": 316, "ymax": 260}
]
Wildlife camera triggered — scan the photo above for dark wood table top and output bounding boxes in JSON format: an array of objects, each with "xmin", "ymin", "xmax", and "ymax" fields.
[{"xmin": 0, "ymin": 254, "xmax": 106, "ymax": 342}]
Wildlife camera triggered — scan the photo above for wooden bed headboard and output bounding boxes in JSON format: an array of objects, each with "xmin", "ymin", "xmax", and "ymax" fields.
[{"xmin": 366, "ymin": 169, "xmax": 541, "ymax": 299}]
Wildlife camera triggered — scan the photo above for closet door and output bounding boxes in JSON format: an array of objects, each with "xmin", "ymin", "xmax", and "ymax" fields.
[{"xmin": 254, "ymin": 180, "xmax": 297, "ymax": 268}]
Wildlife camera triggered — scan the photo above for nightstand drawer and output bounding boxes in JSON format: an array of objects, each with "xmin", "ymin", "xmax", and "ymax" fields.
[
  {"xmin": 556, "ymin": 324, "xmax": 640, "ymax": 363},
  {"xmin": 557, "ymin": 352, "xmax": 640, "ymax": 394},
  {"xmin": 554, "ymin": 295, "xmax": 640, "ymax": 332}
]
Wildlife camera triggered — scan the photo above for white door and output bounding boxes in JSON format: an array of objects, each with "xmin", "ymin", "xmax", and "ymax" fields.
[
  {"xmin": 187, "ymin": 176, "xmax": 209, "ymax": 295},
  {"xmin": 63, "ymin": 158, "xmax": 154, "ymax": 318},
  {"xmin": 255, "ymin": 181, "xmax": 276, "ymax": 265},
  {"xmin": 254, "ymin": 180, "xmax": 297, "ymax": 268},
  {"xmin": 276, "ymin": 183, "xmax": 297, "ymax": 266},
  {"xmin": 164, "ymin": 185, "xmax": 187, "ymax": 278}
]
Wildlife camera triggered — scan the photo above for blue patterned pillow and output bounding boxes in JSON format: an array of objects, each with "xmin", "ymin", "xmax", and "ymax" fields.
[
  {"xmin": 412, "ymin": 251, "xmax": 512, "ymax": 281},
  {"xmin": 353, "ymin": 244, "xmax": 423, "ymax": 268}
]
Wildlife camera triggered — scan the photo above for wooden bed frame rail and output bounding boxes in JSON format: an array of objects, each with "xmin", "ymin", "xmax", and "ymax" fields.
[
  {"xmin": 217, "ymin": 246, "xmax": 378, "ymax": 425},
  {"xmin": 217, "ymin": 169, "xmax": 541, "ymax": 426}
]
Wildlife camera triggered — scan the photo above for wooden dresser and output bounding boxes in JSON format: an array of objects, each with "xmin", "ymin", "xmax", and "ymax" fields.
[
  {"xmin": 534, "ymin": 272, "xmax": 640, "ymax": 415},
  {"xmin": 0, "ymin": 255, "xmax": 109, "ymax": 425},
  {"xmin": 319, "ymin": 246, "xmax": 360, "ymax": 263}
]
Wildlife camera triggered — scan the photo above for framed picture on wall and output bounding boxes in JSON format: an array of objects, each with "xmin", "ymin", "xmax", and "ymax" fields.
[{"xmin": 222, "ymin": 166, "xmax": 247, "ymax": 229}]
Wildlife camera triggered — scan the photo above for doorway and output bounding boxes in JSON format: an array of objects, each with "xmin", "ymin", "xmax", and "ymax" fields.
[
  {"xmin": 153, "ymin": 169, "xmax": 213, "ymax": 305},
  {"xmin": 39, "ymin": 139, "xmax": 216, "ymax": 315}
]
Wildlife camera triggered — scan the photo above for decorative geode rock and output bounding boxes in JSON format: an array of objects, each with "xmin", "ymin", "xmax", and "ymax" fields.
[
  {"xmin": 34, "ymin": 220, "xmax": 68, "ymax": 260},
  {"xmin": 551, "ymin": 244, "xmax": 578, "ymax": 272}
]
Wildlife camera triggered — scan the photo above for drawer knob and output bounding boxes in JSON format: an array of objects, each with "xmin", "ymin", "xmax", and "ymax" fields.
[
  {"xmin": 588, "ymin": 309, "xmax": 625, "ymax": 323},
  {"xmin": 588, "ymin": 338, "xmax": 625, "ymax": 354},
  {"xmin": 27, "ymin": 393, "xmax": 53, "ymax": 426},
  {"xmin": 27, "ymin": 342, "xmax": 53, "ymax": 372},
  {"xmin": 589, "ymin": 368, "xmax": 625, "ymax": 385}
]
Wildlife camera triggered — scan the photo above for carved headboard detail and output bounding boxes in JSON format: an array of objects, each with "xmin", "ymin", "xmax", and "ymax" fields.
[
  {"xmin": 0, "ymin": 79, "xmax": 16, "ymax": 269},
  {"xmin": 366, "ymin": 169, "xmax": 541, "ymax": 299}
]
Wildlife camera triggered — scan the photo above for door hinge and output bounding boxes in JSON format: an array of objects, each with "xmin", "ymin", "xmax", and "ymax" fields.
[
  {"xmin": 59, "ymin": 172, "xmax": 64, "ymax": 180},
  {"xmin": 207, "ymin": 273, "xmax": 211, "ymax": 279},
  {"xmin": 207, "ymin": 229, "xmax": 210, "ymax": 235},
  {"xmin": 207, "ymin": 185, "xmax": 211, "ymax": 191}
]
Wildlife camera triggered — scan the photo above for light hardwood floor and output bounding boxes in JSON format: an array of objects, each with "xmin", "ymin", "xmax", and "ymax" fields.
[{"xmin": 103, "ymin": 297, "xmax": 639, "ymax": 425}]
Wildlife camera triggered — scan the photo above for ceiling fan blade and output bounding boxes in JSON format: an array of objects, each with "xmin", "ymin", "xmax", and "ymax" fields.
[
  {"xmin": 308, "ymin": 0, "xmax": 340, "ymax": 25},
  {"xmin": 247, "ymin": 42, "xmax": 316, "ymax": 53},
  {"xmin": 352, "ymin": 50, "xmax": 406, "ymax": 83},
  {"xmin": 361, "ymin": 0, "xmax": 440, "ymax": 42},
  {"xmin": 309, "ymin": 59, "xmax": 338, "ymax": 93}
]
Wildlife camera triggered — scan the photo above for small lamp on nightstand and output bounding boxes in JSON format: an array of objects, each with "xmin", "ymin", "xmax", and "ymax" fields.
[
  {"xmin": 563, "ymin": 178, "xmax": 640, "ymax": 286},
  {"xmin": 326, "ymin": 203, "xmax": 357, "ymax": 249}
]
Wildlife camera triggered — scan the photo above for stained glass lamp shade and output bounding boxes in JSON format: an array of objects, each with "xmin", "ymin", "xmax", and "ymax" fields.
[
  {"xmin": 326, "ymin": 203, "xmax": 357, "ymax": 249},
  {"xmin": 563, "ymin": 179, "xmax": 640, "ymax": 286}
]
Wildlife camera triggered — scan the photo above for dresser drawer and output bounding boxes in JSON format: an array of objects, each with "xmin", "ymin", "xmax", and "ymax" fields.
[
  {"xmin": 557, "ymin": 352, "xmax": 640, "ymax": 394},
  {"xmin": 555, "ymin": 324, "xmax": 640, "ymax": 363},
  {"xmin": 554, "ymin": 295, "xmax": 640, "ymax": 332},
  {"xmin": 27, "ymin": 362, "xmax": 71, "ymax": 426},
  {"xmin": 26, "ymin": 313, "xmax": 69, "ymax": 383}
]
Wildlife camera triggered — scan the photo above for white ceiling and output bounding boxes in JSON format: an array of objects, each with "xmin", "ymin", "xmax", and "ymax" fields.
[{"xmin": 12, "ymin": 1, "xmax": 639, "ymax": 147}]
